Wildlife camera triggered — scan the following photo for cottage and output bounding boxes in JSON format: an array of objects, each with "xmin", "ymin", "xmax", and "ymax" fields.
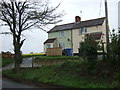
[
  {"xmin": 44, "ymin": 16, "xmax": 106, "ymax": 55},
  {"xmin": 1, "ymin": 51, "xmax": 14, "ymax": 58}
]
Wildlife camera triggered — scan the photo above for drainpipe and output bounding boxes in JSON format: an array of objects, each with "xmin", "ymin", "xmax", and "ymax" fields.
[{"xmin": 71, "ymin": 29, "xmax": 73, "ymax": 56}]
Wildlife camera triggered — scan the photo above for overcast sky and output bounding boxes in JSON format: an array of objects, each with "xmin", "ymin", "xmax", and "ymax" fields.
[{"xmin": 0, "ymin": 0, "xmax": 119, "ymax": 54}]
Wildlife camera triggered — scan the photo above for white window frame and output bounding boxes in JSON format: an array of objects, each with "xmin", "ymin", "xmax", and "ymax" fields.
[
  {"xmin": 46, "ymin": 44, "xmax": 51, "ymax": 48},
  {"xmin": 59, "ymin": 31, "xmax": 64, "ymax": 37},
  {"xmin": 78, "ymin": 27, "xmax": 87, "ymax": 34}
]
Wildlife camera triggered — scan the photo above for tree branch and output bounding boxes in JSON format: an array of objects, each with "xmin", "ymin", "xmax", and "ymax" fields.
[{"xmin": 20, "ymin": 39, "xmax": 26, "ymax": 48}]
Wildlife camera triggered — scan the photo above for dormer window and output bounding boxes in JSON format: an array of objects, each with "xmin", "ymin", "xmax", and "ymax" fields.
[
  {"xmin": 78, "ymin": 27, "xmax": 87, "ymax": 34},
  {"xmin": 59, "ymin": 31, "xmax": 64, "ymax": 37}
]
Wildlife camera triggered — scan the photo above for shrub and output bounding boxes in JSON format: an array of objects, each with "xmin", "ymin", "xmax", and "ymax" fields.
[
  {"xmin": 79, "ymin": 34, "xmax": 100, "ymax": 60},
  {"xmin": 79, "ymin": 34, "xmax": 100, "ymax": 73},
  {"xmin": 109, "ymin": 29, "xmax": 119, "ymax": 61}
]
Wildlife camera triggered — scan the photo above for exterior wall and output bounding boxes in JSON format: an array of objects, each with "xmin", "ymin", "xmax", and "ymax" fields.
[
  {"xmin": 48, "ymin": 30, "xmax": 72, "ymax": 49},
  {"xmin": 44, "ymin": 39, "xmax": 57, "ymax": 53},
  {"xmin": 53, "ymin": 39, "xmax": 58, "ymax": 47},
  {"xmin": 72, "ymin": 20, "xmax": 107, "ymax": 54},
  {"xmin": 44, "ymin": 43, "xmax": 54, "ymax": 53}
]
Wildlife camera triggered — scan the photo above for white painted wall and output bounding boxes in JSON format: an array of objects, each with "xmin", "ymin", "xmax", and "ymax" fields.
[{"xmin": 72, "ymin": 20, "xmax": 107, "ymax": 54}]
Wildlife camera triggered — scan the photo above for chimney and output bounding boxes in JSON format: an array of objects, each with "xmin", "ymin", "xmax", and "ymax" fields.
[{"xmin": 75, "ymin": 16, "xmax": 81, "ymax": 22}]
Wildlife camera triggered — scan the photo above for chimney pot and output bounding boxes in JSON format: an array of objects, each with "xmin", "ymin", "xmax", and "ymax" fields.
[{"xmin": 75, "ymin": 16, "xmax": 81, "ymax": 22}]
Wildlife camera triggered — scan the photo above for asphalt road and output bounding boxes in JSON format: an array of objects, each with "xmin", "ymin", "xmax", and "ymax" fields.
[
  {"xmin": 2, "ymin": 58, "xmax": 33, "ymax": 70},
  {"xmin": 2, "ymin": 78, "xmax": 39, "ymax": 88}
]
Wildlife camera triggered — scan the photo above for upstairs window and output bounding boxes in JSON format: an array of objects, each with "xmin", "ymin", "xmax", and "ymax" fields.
[
  {"xmin": 59, "ymin": 31, "xmax": 64, "ymax": 37},
  {"xmin": 78, "ymin": 27, "xmax": 87, "ymax": 34}
]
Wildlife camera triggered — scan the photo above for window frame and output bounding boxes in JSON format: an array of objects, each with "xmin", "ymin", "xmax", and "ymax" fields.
[
  {"xmin": 46, "ymin": 44, "xmax": 51, "ymax": 48},
  {"xmin": 59, "ymin": 31, "xmax": 64, "ymax": 37},
  {"xmin": 78, "ymin": 27, "xmax": 87, "ymax": 34}
]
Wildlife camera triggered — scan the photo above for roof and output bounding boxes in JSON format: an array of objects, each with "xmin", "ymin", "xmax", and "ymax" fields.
[
  {"xmin": 48, "ymin": 17, "xmax": 105, "ymax": 33},
  {"xmin": 44, "ymin": 38, "xmax": 56, "ymax": 44},
  {"xmin": 90, "ymin": 32, "xmax": 102, "ymax": 40}
]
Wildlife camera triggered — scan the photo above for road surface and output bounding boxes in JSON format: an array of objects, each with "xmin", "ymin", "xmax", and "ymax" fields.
[
  {"xmin": 2, "ymin": 78, "xmax": 40, "ymax": 88},
  {"xmin": 2, "ymin": 58, "xmax": 33, "ymax": 70},
  {"xmin": 20, "ymin": 57, "xmax": 33, "ymax": 67}
]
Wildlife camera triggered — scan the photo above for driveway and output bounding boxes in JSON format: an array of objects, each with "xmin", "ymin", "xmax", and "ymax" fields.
[
  {"xmin": 20, "ymin": 57, "xmax": 33, "ymax": 68},
  {"xmin": 2, "ymin": 58, "xmax": 33, "ymax": 70}
]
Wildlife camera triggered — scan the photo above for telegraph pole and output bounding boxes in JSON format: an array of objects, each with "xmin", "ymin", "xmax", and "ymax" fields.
[{"xmin": 105, "ymin": 0, "xmax": 110, "ymax": 58}]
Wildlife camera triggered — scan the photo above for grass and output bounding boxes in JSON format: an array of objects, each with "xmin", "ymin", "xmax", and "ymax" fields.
[
  {"xmin": 2, "ymin": 60, "xmax": 119, "ymax": 88},
  {"xmin": 2, "ymin": 57, "xmax": 15, "ymax": 67}
]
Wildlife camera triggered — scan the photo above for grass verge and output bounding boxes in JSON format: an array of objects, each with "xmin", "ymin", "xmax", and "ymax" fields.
[
  {"xmin": 2, "ymin": 60, "xmax": 119, "ymax": 88},
  {"xmin": 2, "ymin": 57, "xmax": 15, "ymax": 67}
]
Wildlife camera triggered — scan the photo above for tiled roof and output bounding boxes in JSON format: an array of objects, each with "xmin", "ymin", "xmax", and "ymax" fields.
[
  {"xmin": 44, "ymin": 38, "xmax": 56, "ymax": 44},
  {"xmin": 48, "ymin": 17, "xmax": 105, "ymax": 33}
]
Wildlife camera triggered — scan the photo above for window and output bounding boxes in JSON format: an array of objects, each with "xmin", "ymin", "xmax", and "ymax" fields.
[
  {"xmin": 59, "ymin": 31, "xmax": 64, "ymax": 37},
  {"xmin": 58, "ymin": 43, "xmax": 65, "ymax": 50},
  {"xmin": 46, "ymin": 44, "xmax": 51, "ymax": 48},
  {"xmin": 78, "ymin": 27, "xmax": 87, "ymax": 34}
]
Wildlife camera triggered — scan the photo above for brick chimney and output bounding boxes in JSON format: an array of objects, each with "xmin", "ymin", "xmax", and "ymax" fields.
[{"xmin": 75, "ymin": 16, "xmax": 81, "ymax": 22}]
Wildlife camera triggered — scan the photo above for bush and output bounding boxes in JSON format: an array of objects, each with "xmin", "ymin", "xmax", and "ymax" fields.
[
  {"xmin": 79, "ymin": 34, "xmax": 100, "ymax": 73},
  {"xmin": 79, "ymin": 34, "xmax": 100, "ymax": 60},
  {"xmin": 109, "ymin": 29, "xmax": 119, "ymax": 61}
]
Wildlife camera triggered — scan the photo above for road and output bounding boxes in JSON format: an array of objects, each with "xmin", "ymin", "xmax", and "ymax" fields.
[
  {"xmin": 2, "ymin": 58, "xmax": 40, "ymax": 89},
  {"xmin": 2, "ymin": 78, "xmax": 40, "ymax": 88}
]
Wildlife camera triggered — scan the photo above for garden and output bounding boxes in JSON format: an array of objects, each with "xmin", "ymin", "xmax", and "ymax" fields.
[{"xmin": 2, "ymin": 29, "xmax": 120, "ymax": 88}]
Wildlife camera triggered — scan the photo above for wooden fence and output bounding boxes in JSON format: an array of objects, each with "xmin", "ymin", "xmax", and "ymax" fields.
[{"xmin": 46, "ymin": 47, "xmax": 62, "ymax": 56}]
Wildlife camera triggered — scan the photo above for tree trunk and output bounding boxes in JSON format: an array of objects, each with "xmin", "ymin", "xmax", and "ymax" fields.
[
  {"xmin": 13, "ymin": 38, "xmax": 22, "ymax": 71},
  {"xmin": 14, "ymin": 53, "xmax": 22, "ymax": 71}
]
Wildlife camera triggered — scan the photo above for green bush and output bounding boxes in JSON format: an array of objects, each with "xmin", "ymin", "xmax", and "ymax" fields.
[
  {"xmin": 79, "ymin": 34, "xmax": 100, "ymax": 74},
  {"xmin": 109, "ymin": 29, "xmax": 119, "ymax": 61},
  {"xmin": 79, "ymin": 34, "xmax": 100, "ymax": 60}
]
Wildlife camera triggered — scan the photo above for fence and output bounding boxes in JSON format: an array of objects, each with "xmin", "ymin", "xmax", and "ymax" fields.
[{"xmin": 46, "ymin": 47, "xmax": 62, "ymax": 56}]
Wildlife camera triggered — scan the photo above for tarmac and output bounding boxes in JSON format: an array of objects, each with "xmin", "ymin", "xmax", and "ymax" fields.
[{"xmin": 1, "ymin": 57, "xmax": 34, "ymax": 70}]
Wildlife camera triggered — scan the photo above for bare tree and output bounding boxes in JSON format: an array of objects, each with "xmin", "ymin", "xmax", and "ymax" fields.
[{"xmin": 0, "ymin": 0, "xmax": 63, "ymax": 71}]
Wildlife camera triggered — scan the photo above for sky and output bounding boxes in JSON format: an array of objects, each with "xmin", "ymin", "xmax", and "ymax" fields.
[
  {"xmin": 118, "ymin": 1, "xmax": 120, "ymax": 28},
  {"xmin": 0, "ymin": 0, "xmax": 119, "ymax": 54}
]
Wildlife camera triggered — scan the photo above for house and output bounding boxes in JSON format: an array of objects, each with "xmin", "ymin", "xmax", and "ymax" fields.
[
  {"xmin": 1, "ymin": 51, "xmax": 14, "ymax": 58},
  {"xmin": 44, "ymin": 16, "xmax": 106, "ymax": 55}
]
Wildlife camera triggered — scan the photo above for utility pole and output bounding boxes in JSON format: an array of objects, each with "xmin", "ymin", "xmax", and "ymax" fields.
[{"xmin": 105, "ymin": 0, "xmax": 110, "ymax": 58}]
